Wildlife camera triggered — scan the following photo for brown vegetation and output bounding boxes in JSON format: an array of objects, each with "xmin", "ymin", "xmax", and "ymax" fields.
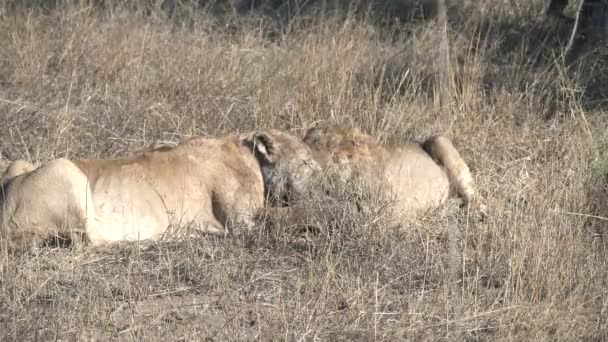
[{"xmin": 0, "ymin": 0, "xmax": 607, "ymax": 340}]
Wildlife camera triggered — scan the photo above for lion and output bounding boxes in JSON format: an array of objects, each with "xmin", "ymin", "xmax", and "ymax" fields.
[
  {"xmin": 302, "ymin": 126, "xmax": 486, "ymax": 219},
  {"xmin": 0, "ymin": 130, "xmax": 320, "ymax": 252}
]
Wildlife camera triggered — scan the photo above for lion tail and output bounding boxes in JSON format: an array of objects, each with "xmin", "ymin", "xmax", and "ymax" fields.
[{"xmin": 422, "ymin": 135, "xmax": 478, "ymax": 208}]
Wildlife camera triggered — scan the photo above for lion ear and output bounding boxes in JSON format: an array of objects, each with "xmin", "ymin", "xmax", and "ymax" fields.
[{"xmin": 243, "ymin": 131, "xmax": 275, "ymax": 163}]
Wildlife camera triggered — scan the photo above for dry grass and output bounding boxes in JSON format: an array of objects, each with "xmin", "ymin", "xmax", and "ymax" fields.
[{"xmin": 1, "ymin": 0, "xmax": 607, "ymax": 340}]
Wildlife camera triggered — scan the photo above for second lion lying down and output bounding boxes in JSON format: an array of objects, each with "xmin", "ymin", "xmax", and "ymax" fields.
[
  {"xmin": 0, "ymin": 130, "xmax": 320, "ymax": 251},
  {"xmin": 302, "ymin": 127, "xmax": 486, "ymax": 219}
]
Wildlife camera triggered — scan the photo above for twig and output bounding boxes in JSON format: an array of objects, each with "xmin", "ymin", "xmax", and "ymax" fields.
[
  {"xmin": 563, "ymin": 0, "xmax": 586, "ymax": 58},
  {"xmin": 560, "ymin": 210, "xmax": 608, "ymax": 222},
  {"xmin": 437, "ymin": 0, "xmax": 451, "ymax": 114}
]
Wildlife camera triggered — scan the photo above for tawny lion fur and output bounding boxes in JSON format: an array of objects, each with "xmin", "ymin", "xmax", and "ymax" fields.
[
  {"xmin": 302, "ymin": 127, "xmax": 485, "ymax": 218},
  {"xmin": 0, "ymin": 130, "xmax": 320, "ymax": 251}
]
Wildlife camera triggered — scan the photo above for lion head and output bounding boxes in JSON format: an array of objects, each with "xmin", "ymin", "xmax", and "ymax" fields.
[
  {"xmin": 302, "ymin": 127, "xmax": 379, "ymax": 182},
  {"xmin": 242, "ymin": 129, "xmax": 321, "ymax": 205}
]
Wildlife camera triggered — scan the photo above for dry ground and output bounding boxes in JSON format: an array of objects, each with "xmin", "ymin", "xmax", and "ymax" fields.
[{"xmin": 1, "ymin": 0, "xmax": 608, "ymax": 340}]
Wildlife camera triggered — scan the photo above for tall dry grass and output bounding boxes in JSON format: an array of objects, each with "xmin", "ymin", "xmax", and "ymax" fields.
[{"xmin": 0, "ymin": 0, "xmax": 607, "ymax": 340}]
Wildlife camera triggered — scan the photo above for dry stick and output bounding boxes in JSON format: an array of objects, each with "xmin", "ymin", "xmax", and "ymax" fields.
[
  {"xmin": 437, "ymin": 0, "xmax": 451, "ymax": 117},
  {"xmin": 564, "ymin": 0, "xmax": 586, "ymax": 59},
  {"xmin": 436, "ymin": 0, "xmax": 462, "ymax": 339}
]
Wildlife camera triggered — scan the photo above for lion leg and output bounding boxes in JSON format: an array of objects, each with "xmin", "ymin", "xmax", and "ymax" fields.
[
  {"xmin": 2, "ymin": 227, "xmax": 45, "ymax": 252},
  {"xmin": 198, "ymin": 221, "xmax": 227, "ymax": 236},
  {"xmin": 188, "ymin": 217, "xmax": 227, "ymax": 238},
  {"xmin": 1, "ymin": 158, "xmax": 94, "ymax": 252},
  {"xmin": 422, "ymin": 135, "xmax": 487, "ymax": 217}
]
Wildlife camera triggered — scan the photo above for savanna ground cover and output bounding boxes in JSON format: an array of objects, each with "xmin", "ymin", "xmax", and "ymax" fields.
[{"xmin": 0, "ymin": 0, "xmax": 607, "ymax": 340}]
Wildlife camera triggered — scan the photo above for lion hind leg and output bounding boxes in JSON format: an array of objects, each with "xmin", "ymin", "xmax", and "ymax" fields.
[
  {"xmin": 1, "ymin": 158, "xmax": 94, "ymax": 252},
  {"xmin": 422, "ymin": 135, "xmax": 486, "ymax": 216}
]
